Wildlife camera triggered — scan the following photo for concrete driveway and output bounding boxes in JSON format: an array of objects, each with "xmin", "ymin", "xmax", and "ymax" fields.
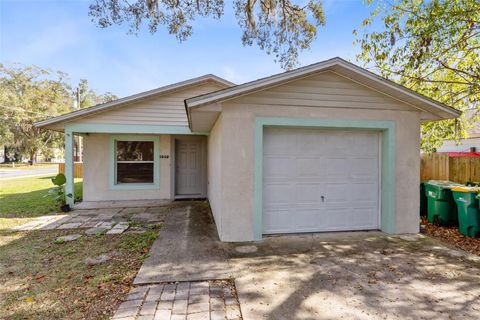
[
  {"xmin": 131, "ymin": 202, "xmax": 480, "ymax": 320},
  {"xmin": 227, "ymin": 233, "xmax": 480, "ymax": 320}
]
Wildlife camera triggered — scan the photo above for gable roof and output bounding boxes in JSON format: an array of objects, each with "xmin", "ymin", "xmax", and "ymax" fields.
[
  {"xmin": 34, "ymin": 74, "xmax": 234, "ymax": 129},
  {"xmin": 185, "ymin": 57, "xmax": 461, "ymax": 121}
]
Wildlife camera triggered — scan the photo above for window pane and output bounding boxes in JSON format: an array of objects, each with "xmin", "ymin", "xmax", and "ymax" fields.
[
  {"xmin": 116, "ymin": 141, "xmax": 154, "ymax": 161},
  {"xmin": 116, "ymin": 163, "xmax": 154, "ymax": 184}
]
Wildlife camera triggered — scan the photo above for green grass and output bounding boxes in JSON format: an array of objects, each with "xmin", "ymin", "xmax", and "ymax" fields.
[
  {"xmin": 0, "ymin": 227, "xmax": 160, "ymax": 320},
  {"xmin": 0, "ymin": 176, "xmax": 82, "ymax": 218}
]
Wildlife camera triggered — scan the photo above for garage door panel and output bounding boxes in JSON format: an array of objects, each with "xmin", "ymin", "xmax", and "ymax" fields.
[
  {"xmin": 352, "ymin": 134, "xmax": 378, "ymax": 154},
  {"xmin": 324, "ymin": 133, "xmax": 354, "ymax": 155},
  {"xmin": 264, "ymin": 156, "xmax": 295, "ymax": 177},
  {"xmin": 263, "ymin": 128, "xmax": 297, "ymax": 154},
  {"xmin": 325, "ymin": 158, "xmax": 350, "ymax": 179},
  {"xmin": 296, "ymin": 131, "xmax": 325, "ymax": 154},
  {"xmin": 324, "ymin": 208, "xmax": 353, "ymax": 229},
  {"xmin": 296, "ymin": 157, "xmax": 324, "ymax": 176},
  {"xmin": 324, "ymin": 183, "xmax": 348, "ymax": 203},
  {"xmin": 294, "ymin": 209, "xmax": 326, "ymax": 231},
  {"xmin": 349, "ymin": 183, "xmax": 378, "ymax": 201},
  {"xmin": 263, "ymin": 209, "xmax": 292, "ymax": 233},
  {"xmin": 263, "ymin": 127, "xmax": 380, "ymax": 235},
  {"xmin": 263, "ymin": 183, "xmax": 294, "ymax": 204},
  {"xmin": 296, "ymin": 183, "xmax": 325, "ymax": 203},
  {"xmin": 350, "ymin": 158, "xmax": 378, "ymax": 178}
]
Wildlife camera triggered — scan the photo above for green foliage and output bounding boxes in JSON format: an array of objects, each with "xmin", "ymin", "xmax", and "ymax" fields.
[
  {"xmin": 51, "ymin": 173, "xmax": 67, "ymax": 186},
  {"xmin": 46, "ymin": 173, "xmax": 71, "ymax": 207},
  {"xmin": 355, "ymin": 0, "xmax": 480, "ymax": 152},
  {"xmin": 120, "ymin": 227, "xmax": 159, "ymax": 253},
  {"xmin": 76, "ymin": 79, "xmax": 117, "ymax": 109},
  {"xmin": 0, "ymin": 64, "xmax": 73, "ymax": 161},
  {"xmin": 88, "ymin": 0, "xmax": 326, "ymax": 69},
  {"xmin": 0, "ymin": 64, "xmax": 117, "ymax": 161}
]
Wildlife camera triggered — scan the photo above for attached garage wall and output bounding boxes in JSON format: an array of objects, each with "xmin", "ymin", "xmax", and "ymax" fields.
[
  {"xmin": 207, "ymin": 115, "xmax": 223, "ymax": 232},
  {"xmin": 213, "ymin": 71, "xmax": 421, "ymax": 241},
  {"xmin": 83, "ymin": 133, "xmax": 172, "ymax": 201}
]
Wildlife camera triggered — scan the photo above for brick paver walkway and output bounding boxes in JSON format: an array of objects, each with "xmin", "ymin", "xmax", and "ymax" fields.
[
  {"xmin": 12, "ymin": 206, "xmax": 170, "ymax": 235},
  {"xmin": 112, "ymin": 280, "xmax": 242, "ymax": 320}
]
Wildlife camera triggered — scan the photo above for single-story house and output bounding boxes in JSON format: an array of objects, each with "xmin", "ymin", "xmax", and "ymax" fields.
[
  {"xmin": 436, "ymin": 107, "xmax": 479, "ymax": 153},
  {"xmin": 35, "ymin": 57, "xmax": 460, "ymax": 242}
]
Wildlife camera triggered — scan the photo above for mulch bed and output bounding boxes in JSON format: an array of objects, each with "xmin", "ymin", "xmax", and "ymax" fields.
[{"xmin": 420, "ymin": 216, "xmax": 480, "ymax": 256}]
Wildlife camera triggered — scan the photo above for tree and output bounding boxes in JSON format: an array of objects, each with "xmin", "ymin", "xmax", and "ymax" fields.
[
  {"xmin": 76, "ymin": 79, "xmax": 117, "ymax": 109},
  {"xmin": 0, "ymin": 65, "xmax": 73, "ymax": 162},
  {"xmin": 0, "ymin": 65, "xmax": 117, "ymax": 163},
  {"xmin": 355, "ymin": 0, "xmax": 480, "ymax": 152},
  {"xmin": 88, "ymin": 0, "xmax": 326, "ymax": 69}
]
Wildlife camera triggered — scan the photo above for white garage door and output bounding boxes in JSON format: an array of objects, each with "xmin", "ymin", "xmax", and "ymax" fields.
[{"xmin": 263, "ymin": 127, "xmax": 380, "ymax": 234}]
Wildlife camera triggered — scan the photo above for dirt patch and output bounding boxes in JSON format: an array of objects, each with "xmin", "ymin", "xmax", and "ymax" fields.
[
  {"xmin": 0, "ymin": 225, "xmax": 160, "ymax": 320},
  {"xmin": 421, "ymin": 216, "xmax": 480, "ymax": 256}
]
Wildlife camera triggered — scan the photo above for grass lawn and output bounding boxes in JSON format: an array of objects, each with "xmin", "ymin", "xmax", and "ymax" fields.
[
  {"xmin": 0, "ymin": 175, "xmax": 164, "ymax": 319},
  {"xmin": 0, "ymin": 226, "xmax": 160, "ymax": 320},
  {"xmin": 0, "ymin": 176, "xmax": 83, "ymax": 219}
]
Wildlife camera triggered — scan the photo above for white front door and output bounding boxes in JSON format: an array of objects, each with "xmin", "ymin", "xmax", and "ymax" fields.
[
  {"xmin": 175, "ymin": 139, "xmax": 204, "ymax": 196},
  {"xmin": 262, "ymin": 127, "xmax": 380, "ymax": 234}
]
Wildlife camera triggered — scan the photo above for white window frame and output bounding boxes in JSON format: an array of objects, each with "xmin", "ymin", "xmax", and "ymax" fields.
[{"xmin": 109, "ymin": 135, "xmax": 160, "ymax": 190}]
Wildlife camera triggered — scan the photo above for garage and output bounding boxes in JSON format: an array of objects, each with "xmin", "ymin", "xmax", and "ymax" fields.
[
  {"xmin": 183, "ymin": 57, "xmax": 460, "ymax": 241},
  {"xmin": 262, "ymin": 127, "xmax": 380, "ymax": 234}
]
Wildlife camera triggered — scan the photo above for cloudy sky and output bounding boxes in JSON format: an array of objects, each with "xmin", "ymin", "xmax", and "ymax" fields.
[{"xmin": 0, "ymin": 0, "xmax": 373, "ymax": 97}]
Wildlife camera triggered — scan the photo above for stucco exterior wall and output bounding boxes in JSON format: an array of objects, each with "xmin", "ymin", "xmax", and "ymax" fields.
[
  {"xmin": 207, "ymin": 115, "xmax": 223, "ymax": 233},
  {"xmin": 83, "ymin": 133, "xmax": 172, "ymax": 201},
  {"xmin": 214, "ymin": 103, "xmax": 421, "ymax": 241}
]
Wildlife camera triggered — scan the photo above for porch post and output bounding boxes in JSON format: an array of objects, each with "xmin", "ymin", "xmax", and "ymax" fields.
[{"xmin": 64, "ymin": 128, "xmax": 75, "ymax": 207}]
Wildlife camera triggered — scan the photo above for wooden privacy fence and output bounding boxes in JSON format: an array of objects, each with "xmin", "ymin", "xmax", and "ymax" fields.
[
  {"xmin": 58, "ymin": 162, "xmax": 83, "ymax": 178},
  {"xmin": 421, "ymin": 154, "xmax": 480, "ymax": 183}
]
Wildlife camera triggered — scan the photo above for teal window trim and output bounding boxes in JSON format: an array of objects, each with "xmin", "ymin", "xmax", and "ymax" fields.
[
  {"xmin": 65, "ymin": 123, "xmax": 208, "ymax": 135},
  {"xmin": 253, "ymin": 117, "xmax": 396, "ymax": 240},
  {"xmin": 109, "ymin": 135, "xmax": 160, "ymax": 190}
]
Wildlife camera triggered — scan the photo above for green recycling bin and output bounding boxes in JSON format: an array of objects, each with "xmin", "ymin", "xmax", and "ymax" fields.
[
  {"xmin": 424, "ymin": 181, "xmax": 462, "ymax": 226},
  {"xmin": 420, "ymin": 182, "xmax": 427, "ymax": 216},
  {"xmin": 452, "ymin": 186, "xmax": 480, "ymax": 237}
]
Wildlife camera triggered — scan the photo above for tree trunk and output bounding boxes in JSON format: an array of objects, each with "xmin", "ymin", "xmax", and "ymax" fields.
[{"xmin": 29, "ymin": 150, "xmax": 36, "ymax": 165}]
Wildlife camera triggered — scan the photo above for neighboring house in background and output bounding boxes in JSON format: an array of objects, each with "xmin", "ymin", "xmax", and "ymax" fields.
[
  {"xmin": 35, "ymin": 57, "xmax": 460, "ymax": 242},
  {"xmin": 436, "ymin": 108, "xmax": 480, "ymax": 153}
]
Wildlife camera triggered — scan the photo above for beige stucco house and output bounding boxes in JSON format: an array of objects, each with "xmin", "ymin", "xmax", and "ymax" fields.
[{"xmin": 35, "ymin": 58, "xmax": 460, "ymax": 242}]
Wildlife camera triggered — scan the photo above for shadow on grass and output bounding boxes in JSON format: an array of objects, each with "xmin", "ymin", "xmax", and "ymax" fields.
[
  {"xmin": 0, "ymin": 226, "xmax": 159, "ymax": 320},
  {"xmin": 0, "ymin": 181, "xmax": 83, "ymax": 219}
]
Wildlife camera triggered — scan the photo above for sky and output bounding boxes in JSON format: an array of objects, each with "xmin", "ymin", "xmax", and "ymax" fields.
[{"xmin": 0, "ymin": 0, "xmax": 374, "ymax": 98}]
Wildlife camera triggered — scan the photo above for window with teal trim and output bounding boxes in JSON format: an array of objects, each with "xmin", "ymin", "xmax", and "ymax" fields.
[{"xmin": 115, "ymin": 140, "xmax": 154, "ymax": 184}]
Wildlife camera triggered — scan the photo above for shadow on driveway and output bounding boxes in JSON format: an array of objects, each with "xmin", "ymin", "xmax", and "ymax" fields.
[{"xmin": 135, "ymin": 201, "xmax": 480, "ymax": 319}]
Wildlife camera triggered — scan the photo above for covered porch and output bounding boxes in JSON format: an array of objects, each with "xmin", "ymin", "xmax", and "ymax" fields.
[{"xmin": 63, "ymin": 124, "xmax": 208, "ymax": 207}]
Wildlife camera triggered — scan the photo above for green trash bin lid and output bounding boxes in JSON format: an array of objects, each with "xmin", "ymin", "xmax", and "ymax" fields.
[{"xmin": 425, "ymin": 180, "xmax": 464, "ymax": 190}]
